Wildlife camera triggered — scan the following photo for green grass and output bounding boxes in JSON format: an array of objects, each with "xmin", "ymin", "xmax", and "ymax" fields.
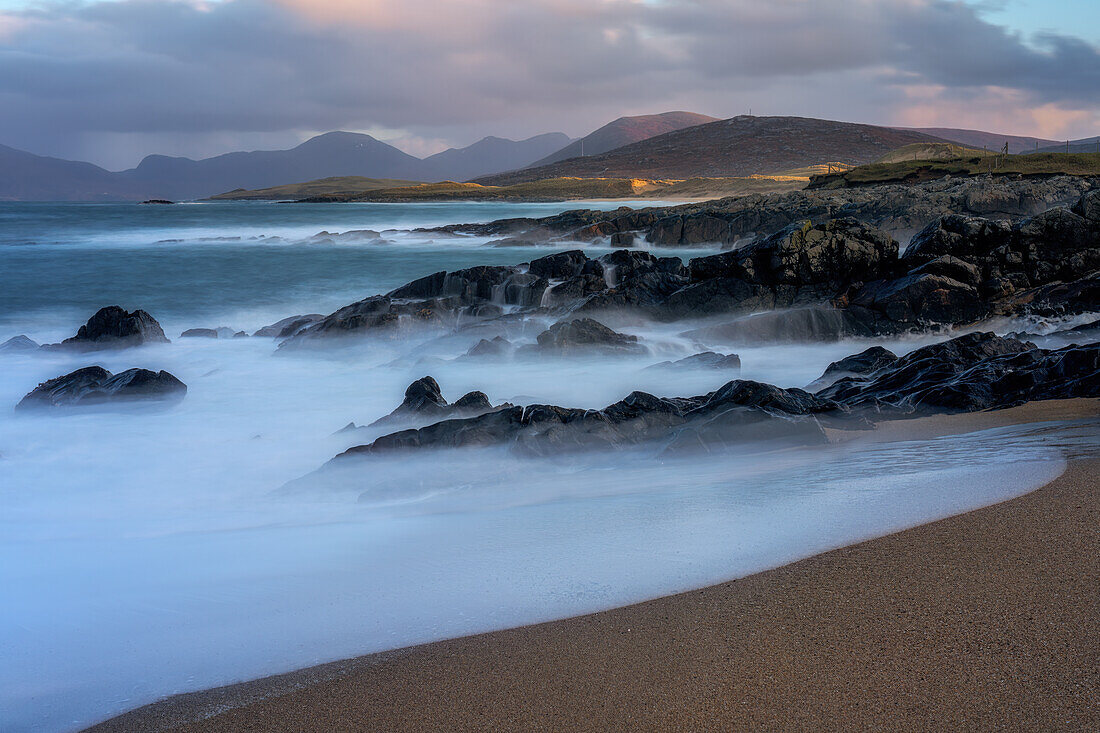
[{"xmin": 810, "ymin": 152, "xmax": 1100, "ymax": 188}]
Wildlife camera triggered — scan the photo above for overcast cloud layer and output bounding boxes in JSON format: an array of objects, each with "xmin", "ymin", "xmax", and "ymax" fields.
[{"xmin": 1, "ymin": 0, "xmax": 1098, "ymax": 169}]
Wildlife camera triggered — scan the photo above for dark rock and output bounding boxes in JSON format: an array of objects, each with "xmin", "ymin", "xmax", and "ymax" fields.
[
  {"xmin": 16, "ymin": 366, "xmax": 187, "ymax": 410},
  {"xmin": 58, "ymin": 306, "xmax": 168, "ymax": 349},
  {"xmin": 180, "ymin": 328, "xmax": 219, "ymax": 338},
  {"xmin": 806, "ymin": 346, "xmax": 899, "ymax": 390},
  {"xmin": 253, "ymin": 314, "xmax": 324, "ymax": 338},
  {"xmin": 646, "ymin": 352, "xmax": 742, "ymax": 371},
  {"xmin": 464, "ymin": 336, "xmax": 512, "ymax": 358},
  {"xmin": 527, "ymin": 250, "xmax": 589, "ymax": 280},
  {"xmin": 534, "ymin": 318, "xmax": 644, "ymax": 355},
  {"xmin": 815, "ymin": 332, "xmax": 1052, "ymax": 412},
  {"xmin": 369, "ymin": 376, "xmax": 504, "ymax": 428},
  {"xmin": 0, "ymin": 335, "xmax": 39, "ymax": 352}
]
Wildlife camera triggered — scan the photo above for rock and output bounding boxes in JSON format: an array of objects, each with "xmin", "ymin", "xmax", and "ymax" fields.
[
  {"xmin": 253, "ymin": 314, "xmax": 325, "ymax": 338},
  {"xmin": 684, "ymin": 307, "xmax": 873, "ymax": 344},
  {"xmin": 1071, "ymin": 189, "xmax": 1100, "ymax": 222},
  {"xmin": 646, "ymin": 352, "xmax": 742, "ymax": 371},
  {"xmin": 814, "ymin": 332, "xmax": 1068, "ymax": 412},
  {"xmin": 0, "ymin": 335, "xmax": 39, "ymax": 353},
  {"xmin": 527, "ymin": 250, "xmax": 590, "ymax": 280},
  {"xmin": 180, "ymin": 328, "xmax": 218, "ymax": 338},
  {"xmin": 57, "ymin": 306, "xmax": 169, "ymax": 349},
  {"xmin": 805, "ymin": 346, "xmax": 899, "ymax": 390},
  {"xmin": 369, "ymin": 377, "xmax": 504, "ymax": 427},
  {"xmin": 140, "ymin": 199, "xmax": 174, "ymax": 205},
  {"xmin": 534, "ymin": 318, "xmax": 644, "ymax": 355},
  {"xmin": 464, "ymin": 336, "xmax": 512, "ymax": 358},
  {"xmin": 16, "ymin": 366, "xmax": 187, "ymax": 410}
]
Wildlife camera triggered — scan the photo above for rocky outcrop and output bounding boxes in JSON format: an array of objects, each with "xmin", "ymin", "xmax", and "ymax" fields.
[
  {"xmin": 275, "ymin": 186, "xmax": 1098, "ymax": 348},
  {"xmin": 16, "ymin": 366, "xmax": 187, "ymax": 410},
  {"xmin": 805, "ymin": 346, "xmax": 899, "ymax": 391},
  {"xmin": 332, "ymin": 332, "xmax": 1099, "ymax": 462},
  {"xmin": 426, "ymin": 176, "xmax": 1096, "ymax": 247},
  {"xmin": 646, "ymin": 352, "xmax": 742, "ymax": 371},
  {"xmin": 253, "ymin": 314, "xmax": 325, "ymax": 338},
  {"xmin": 341, "ymin": 379, "xmax": 842, "ymax": 459},
  {"xmin": 815, "ymin": 332, "xmax": 1099, "ymax": 412},
  {"xmin": 369, "ymin": 376, "xmax": 504, "ymax": 428},
  {"xmin": 532, "ymin": 318, "xmax": 645, "ymax": 355},
  {"xmin": 180, "ymin": 327, "xmax": 246, "ymax": 339},
  {"xmin": 54, "ymin": 306, "xmax": 169, "ymax": 350}
]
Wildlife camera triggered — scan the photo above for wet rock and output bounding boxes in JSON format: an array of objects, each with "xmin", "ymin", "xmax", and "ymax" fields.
[
  {"xmin": 464, "ymin": 336, "xmax": 512, "ymax": 358},
  {"xmin": 806, "ymin": 346, "xmax": 899, "ymax": 390},
  {"xmin": 370, "ymin": 376, "xmax": 504, "ymax": 427},
  {"xmin": 0, "ymin": 335, "xmax": 39, "ymax": 353},
  {"xmin": 56, "ymin": 306, "xmax": 168, "ymax": 350},
  {"xmin": 812, "ymin": 332, "xmax": 1094, "ymax": 412},
  {"xmin": 527, "ymin": 250, "xmax": 590, "ymax": 280},
  {"xmin": 16, "ymin": 366, "xmax": 187, "ymax": 410},
  {"xmin": 646, "ymin": 352, "xmax": 742, "ymax": 371},
  {"xmin": 253, "ymin": 314, "xmax": 324, "ymax": 338},
  {"xmin": 534, "ymin": 318, "xmax": 645, "ymax": 355}
]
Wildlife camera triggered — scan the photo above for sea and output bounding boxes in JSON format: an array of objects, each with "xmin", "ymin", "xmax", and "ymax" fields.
[{"xmin": 0, "ymin": 201, "xmax": 1093, "ymax": 731}]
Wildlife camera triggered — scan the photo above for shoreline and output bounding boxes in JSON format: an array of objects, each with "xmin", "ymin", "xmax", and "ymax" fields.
[{"xmin": 88, "ymin": 400, "xmax": 1099, "ymax": 732}]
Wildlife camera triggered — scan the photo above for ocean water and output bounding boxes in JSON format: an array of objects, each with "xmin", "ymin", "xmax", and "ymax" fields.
[{"xmin": 0, "ymin": 201, "xmax": 1093, "ymax": 732}]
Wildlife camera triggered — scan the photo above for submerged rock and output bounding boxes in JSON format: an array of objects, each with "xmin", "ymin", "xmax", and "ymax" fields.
[
  {"xmin": 533, "ymin": 318, "xmax": 644, "ymax": 355},
  {"xmin": 54, "ymin": 306, "xmax": 168, "ymax": 350},
  {"xmin": 16, "ymin": 366, "xmax": 186, "ymax": 410},
  {"xmin": 646, "ymin": 352, "xmax": 742, "ymax": 371}
]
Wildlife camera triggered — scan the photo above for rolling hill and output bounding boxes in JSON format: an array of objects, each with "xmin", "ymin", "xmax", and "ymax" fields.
[
  {"xmin": 1034, "ymin": 137, "xmax": 1100, "ymax": 155},
  {"xmin": 474, "ymin": 116, "xmax": 950, "ymax": 185},
  {"xmin": 0, "ymin": 144, "xmax": 144, "ymax": 201},
  {"xmin": 528, "ymin": 112, "xmax": 719, "ymax": 168}
]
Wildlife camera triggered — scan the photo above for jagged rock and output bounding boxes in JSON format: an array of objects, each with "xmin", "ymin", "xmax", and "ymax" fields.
[
  {"xmin": 0, "ymin": 335, "xmax": 39, "ymax": 352},
  {"xmin": 56, "ymin": 306, "xmax": 168, "ymax": 350},
  {"xmin": 646, "ymin": 352, "xmax": 742, "ymax": 371},
  {"xmin": 253, "ymin": 314, "xmax": 324, "ymax": 338},
  {"xmin": 464, "ymin": 336, "xmax": 512, "ymax": 358},
  {"xmin": 369, "ymin": 376, "xmax": 504, "ymax": 427},
  {"xmin": 534, "ymin": 318, "xmax": 644, "ymax": 355},
  {"xmin": 806, "ymin": 346, "xmax": 899, "ymax": 390},
  {"xmin": 341, "ymin": 379, "xmax": 838, "ymax": 459},
  {"xmin": 16, "ymin": 366, "xmax": 186, "ymax": 410},
  {"xmin": 813, "ymin": 332, "xmax": 1098, "ymax": 412},
  {"xmin": 527, "ymin": 250, "xmax": 590, "ymax": 279}
]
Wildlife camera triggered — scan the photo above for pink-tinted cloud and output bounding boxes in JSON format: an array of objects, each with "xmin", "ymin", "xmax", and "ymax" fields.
[{"xmin": 0, "ymin": 0, "xmax": 1097, "ymax": 168}]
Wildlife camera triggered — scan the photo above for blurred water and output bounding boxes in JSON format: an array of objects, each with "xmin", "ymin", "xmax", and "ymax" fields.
[{"xmin": 0, "ymin": 202, "xmax": 1092, "ymax": 732}]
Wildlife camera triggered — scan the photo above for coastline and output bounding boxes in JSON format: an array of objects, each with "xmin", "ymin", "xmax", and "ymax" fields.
[{"xmin": 88, "ymin": 400, "xmax": 1099, "ymax": 732}]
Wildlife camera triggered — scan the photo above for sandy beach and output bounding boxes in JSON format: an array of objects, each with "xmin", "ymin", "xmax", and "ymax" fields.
[{"xmin": 89, "ymin": 400, "xmax": 1099, "ymax": 732}]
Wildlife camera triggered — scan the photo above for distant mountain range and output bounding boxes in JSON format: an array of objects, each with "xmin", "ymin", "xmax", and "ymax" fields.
[
  {"xmin": 474, "ymin": 116, "xmax": 951, "ymax": 185},
  {"xmin": 527, "ymin": 112, "xmax": 718, "ymax": 168},
  {"xmin": 2, "ymin": 113, "xmax": 1095, "ymax": 201},
  {"xmin": 1034, "ymin": 136, "xmax": 1100, "ymax": 155},
  {"xmin": 0, "ymin": 131, "xmax": 572, "ymax": 201}
]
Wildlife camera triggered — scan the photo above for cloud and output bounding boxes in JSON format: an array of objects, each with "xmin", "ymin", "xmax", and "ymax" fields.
[{"xmin": 0, "ymin": 0, "xmax": 1097, "ymax": 168}]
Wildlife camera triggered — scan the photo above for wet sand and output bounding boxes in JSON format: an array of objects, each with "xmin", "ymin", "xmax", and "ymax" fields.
[{"xmin": 90, "ymin": 400, "xmax": 1099, "ymax": 732}]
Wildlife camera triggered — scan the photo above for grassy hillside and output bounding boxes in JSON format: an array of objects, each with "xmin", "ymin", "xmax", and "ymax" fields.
[
  {"xmin": 300, "ymin": 166, "xmax": 853, "ymax": 203},
  {"xmin": 209, "ymin": 176, "xmax": 423, "ymax": 200},
  {"xmin": 809, "ymin": 152, "xmax": 1100, "ymax": 188},
  {"xmin": 873, "ymin": 143, "xmax": 986, "ymax": 164}
]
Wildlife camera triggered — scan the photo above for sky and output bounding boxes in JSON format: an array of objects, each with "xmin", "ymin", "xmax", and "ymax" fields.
[{"xmin": 0, "ymin": 0, "xmax": 1098, "ymax": 169}]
